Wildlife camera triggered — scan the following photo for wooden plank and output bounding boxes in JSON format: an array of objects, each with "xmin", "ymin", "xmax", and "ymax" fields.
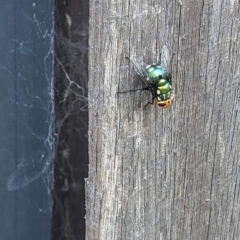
[{"xmin": 87, "ymin": 0, "xmax": 240, "ymax": 239}]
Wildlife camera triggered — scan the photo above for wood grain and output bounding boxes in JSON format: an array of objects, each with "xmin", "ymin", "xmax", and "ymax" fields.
[{"xmin": 86, "ymin": 0, "xmax": 240, "ymax": 239}]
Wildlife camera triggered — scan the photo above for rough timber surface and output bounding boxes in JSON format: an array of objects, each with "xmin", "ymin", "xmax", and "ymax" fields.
[{"xmin": 87, "ymin": 0, "xmax": 240, "ymax": 239}]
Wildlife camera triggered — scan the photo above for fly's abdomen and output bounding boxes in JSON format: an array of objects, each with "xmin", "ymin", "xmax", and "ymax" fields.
[
  {"xmin": 145, "ymin": 65, "xmax": 167, "ymax": 84},
  {"xmin": 157, "ymin": 79, "xmax": 172, "ymax": 100}
]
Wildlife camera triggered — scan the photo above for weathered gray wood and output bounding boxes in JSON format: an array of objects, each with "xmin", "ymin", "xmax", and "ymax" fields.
[{"xmin": 87, "ymin": 0, "xmax": 240, "ymax": 239}]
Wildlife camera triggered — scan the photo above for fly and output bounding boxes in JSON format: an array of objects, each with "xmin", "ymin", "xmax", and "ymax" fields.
[{"xmin": 118, "ymin": 46, "xmax": 174, "ymax": 109}]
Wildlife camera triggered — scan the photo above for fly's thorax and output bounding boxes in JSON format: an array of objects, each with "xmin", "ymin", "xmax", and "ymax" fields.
[
  {"xmin": 145, "ymin": 64, "xmax": 167, "ymax": 84},
  {"xmin": 157, "ymin": 79, "xmax": 172, "ymax": 100}
]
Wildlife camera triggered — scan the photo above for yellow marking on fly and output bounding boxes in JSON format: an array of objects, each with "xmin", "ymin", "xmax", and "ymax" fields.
[{"xmin": 157, "ymin": 95, "xmax": 174, "ymax": 108}]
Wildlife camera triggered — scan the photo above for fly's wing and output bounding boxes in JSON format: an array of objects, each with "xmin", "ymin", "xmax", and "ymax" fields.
[
  {"xmin": 160, "ymin": 45, "xmax": 171, "ymax": 75},
  {"xmin": 126, "ymin": 57, "xmax": 149, "ymax": 86}
]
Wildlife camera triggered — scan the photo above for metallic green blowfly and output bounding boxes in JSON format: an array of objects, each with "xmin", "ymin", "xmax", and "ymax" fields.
[{"xmin": 118, "ymin": 46, "xmax": 174, "ymax": 108}]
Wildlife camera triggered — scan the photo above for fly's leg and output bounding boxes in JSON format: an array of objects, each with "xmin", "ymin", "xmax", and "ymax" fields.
[
  {"xmin": 117, "ymin": 87, "xmax": 149, "ymax": 94},
  {"xmin": 166, "ymin": 74, "xmax": 172, "ymax": 84},
  {"xmin": 157, "ymin": 52, "xmax": 162, "ymax": 65},
  {"xmin": 144, "ymin": 96, "xmax": 154, "ymax": 109}
]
